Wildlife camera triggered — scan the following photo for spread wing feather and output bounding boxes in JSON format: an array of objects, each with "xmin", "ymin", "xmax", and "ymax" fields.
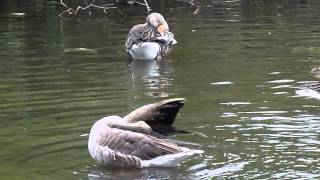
[
  {"xmin": 124, "ymin": 98, "xmax": 185, "ymax": 125},
  {"xmin": 99, "ymin": 127, "xmax": 182, "ymax": 160}
]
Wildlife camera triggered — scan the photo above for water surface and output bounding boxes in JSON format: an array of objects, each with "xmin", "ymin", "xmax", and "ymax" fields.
[{"xmin": 1, "ymin": 0, "xmax": 320, "ymax": 179}]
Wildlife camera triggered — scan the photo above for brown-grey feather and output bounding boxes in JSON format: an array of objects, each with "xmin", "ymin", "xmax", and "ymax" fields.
[
  {"xmin": 98, "ymin": 127, "xmax": 182, "ymax": 160},
  {"xmin": 125, "ymin": 24, "xmax": 156, "ymax": 49}
]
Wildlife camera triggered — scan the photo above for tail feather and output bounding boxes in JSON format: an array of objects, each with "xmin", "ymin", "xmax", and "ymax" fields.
[
  {"xmin": 146, "ymin": 98, "xmax": 185, "ymax": 127},
  {"xmin": 140, "ymin": 148, "xmax": 203, "ymax": 168},
  {"xmin": 124, "ymin": 98, "xmax": 186, "ymax": 135}
]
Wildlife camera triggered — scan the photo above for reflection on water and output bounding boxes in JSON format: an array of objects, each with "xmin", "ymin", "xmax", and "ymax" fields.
[
  {"xmin": 128, "ymin": 59, "xmax": 174, "ymax": 98},
  {"xmin": 296, "ymin": 88, "xmax": 320, "ymax": 100},
  {"xmin": 1, "ymin": 0, "xmax": 320, "ymax": 179},
  {"xmin": 192, "ymin": 161, "xmax": 248, "ymax": 178}
]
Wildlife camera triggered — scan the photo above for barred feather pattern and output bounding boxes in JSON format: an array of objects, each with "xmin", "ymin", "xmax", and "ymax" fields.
[
  {"xmin": 308, "ymin": 81, "xmax": 320, "ymax": 92},
  {"xmin": 125, "ymin": 24, "xmax": 157, "ymax": 49},
  {"xmin": 158, "ymin": 32, "xmax": 176, "ymax": 58},
  {"xmin": 159, "ymin": 43, "xmax": 173, "ymax": 58}
]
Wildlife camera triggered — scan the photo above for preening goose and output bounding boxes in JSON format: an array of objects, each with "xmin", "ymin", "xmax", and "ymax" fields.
[
  {"xmin": 88, "ymin": 98, "xmax": 203, "ymax": 168},
  {"xmin": 125, "ymin": 13, "xmax": 177, "ymax": 60}
]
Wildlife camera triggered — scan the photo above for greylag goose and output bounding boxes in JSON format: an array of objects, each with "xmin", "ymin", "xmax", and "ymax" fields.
[
  {"xmin": 125, "ymin": 13, "xmax": 177, "ymax": 60},
  {"xmin": 88, "ymin": 98, "xmax": 203, "ymax": 168}
]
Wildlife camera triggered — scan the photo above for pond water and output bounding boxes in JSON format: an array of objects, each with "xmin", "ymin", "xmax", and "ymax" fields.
[{"xmin": 1, "ymin": 0, "xmax": 320, "ymax": 179}]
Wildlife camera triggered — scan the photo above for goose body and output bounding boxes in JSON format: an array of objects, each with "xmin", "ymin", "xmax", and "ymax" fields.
[
  {"xmin": 125, "ymin": 13, "xmax": 177, "ymax": 60},
  {"xmin": 88, "ymin": 98, "xmax": 203, "ymax": 168}
]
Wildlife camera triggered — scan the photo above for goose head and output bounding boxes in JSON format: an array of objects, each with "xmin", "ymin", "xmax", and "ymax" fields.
[{"xmin": 146, "ymin": 13, "xmax": 168, "ymax": 36}]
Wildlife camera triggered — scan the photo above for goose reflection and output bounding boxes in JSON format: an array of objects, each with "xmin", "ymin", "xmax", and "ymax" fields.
[
  {"xmin": 86, "ymin": 165, "xmax": 186, "ymax": 180},
  {"xmin": 128, "ymin": 59, "xmax": 173, "ymax": 98}
]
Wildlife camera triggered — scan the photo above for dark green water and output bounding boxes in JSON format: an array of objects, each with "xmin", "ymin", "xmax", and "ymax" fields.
[{"xmin": 1, "ymin": 0, "xmax": 320, "ymax": 179}]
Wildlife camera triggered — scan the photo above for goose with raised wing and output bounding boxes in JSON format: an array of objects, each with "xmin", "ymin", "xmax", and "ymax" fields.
[
  {"xmin": 88, "ymin": 98, "xmax": 203, "ymax": 168},
  {"xmin": 125, "ymin": 13, "xmax": 177, "ymax": 60}
]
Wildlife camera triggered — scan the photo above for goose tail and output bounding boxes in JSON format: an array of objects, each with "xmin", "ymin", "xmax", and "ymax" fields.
[{"xmin": 140, "ymin": 147, "xmax": 203, "ymax": 168}]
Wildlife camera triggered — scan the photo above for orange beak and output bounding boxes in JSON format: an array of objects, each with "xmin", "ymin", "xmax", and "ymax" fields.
[{"xmin": 157, "ymin": 24, "xmax": 166, "ymax": 36}]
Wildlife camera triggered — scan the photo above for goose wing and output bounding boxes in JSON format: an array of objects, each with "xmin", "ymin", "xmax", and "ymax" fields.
[
  {"xmin": 125, "ymin": 24, "xmax": 154, "ymax": 49},
  {"xmin": 124, "ymin": 98, "xmax": 185, "ymax": 127},
  {"xmin": 102, "ymin": 128, "xmax": 183, "ymax": 160}
]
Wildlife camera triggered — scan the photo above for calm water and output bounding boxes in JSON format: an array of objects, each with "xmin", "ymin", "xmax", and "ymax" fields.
[{"xmin": 1, "ymin": 0, "xmax": 320, "ymax": 179}]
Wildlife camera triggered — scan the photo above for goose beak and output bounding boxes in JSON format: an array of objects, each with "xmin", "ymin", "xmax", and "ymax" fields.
[{"xmin": 157, "ymin": 24, "xmax": 166, "ymax": 36}]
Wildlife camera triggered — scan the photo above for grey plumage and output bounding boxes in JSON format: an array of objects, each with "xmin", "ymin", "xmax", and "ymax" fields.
[
  {"xmin": 88, "ymin": 98, "xmax": 202, "ymax": 168},
  {"xmin": 125, "ymin": 24, "xmax": 155, "ymax": 49},
  {"xmin": 125, "ymin": 13, "xmax": 177, "ymax": 60}
]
